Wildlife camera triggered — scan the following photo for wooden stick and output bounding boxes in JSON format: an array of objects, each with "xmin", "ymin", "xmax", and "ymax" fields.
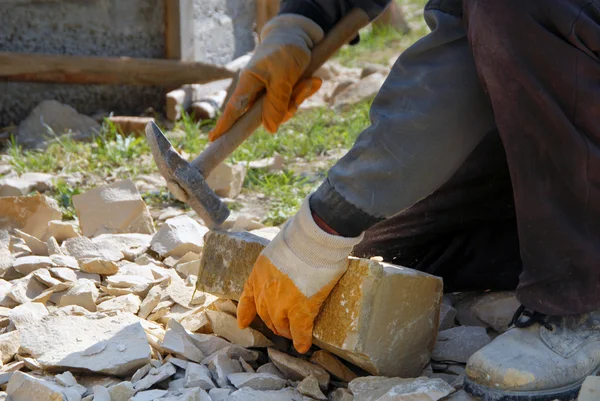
[{"xmin": 0, "ymin": 52, "xmax": 234, "ymax": 86}]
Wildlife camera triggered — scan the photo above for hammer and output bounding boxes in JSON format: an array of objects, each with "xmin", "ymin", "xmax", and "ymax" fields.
[{"xmin": 146, "ymin": 9, "xmax": 370, "ymax": 228}]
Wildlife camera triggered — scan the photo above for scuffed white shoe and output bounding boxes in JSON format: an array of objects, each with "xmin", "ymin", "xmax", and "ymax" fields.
[{"xmin": 464, "ymin": 306, "xmax": 600, "ymax": 401}]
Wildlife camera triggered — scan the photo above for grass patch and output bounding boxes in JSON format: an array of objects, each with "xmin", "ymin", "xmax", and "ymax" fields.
[{"xmin": 3, "ymin": 0, "xmax": 432, "ymax": 225}]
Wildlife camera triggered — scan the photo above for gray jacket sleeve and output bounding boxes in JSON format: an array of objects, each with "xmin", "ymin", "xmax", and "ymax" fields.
[{"xmin": 279, "ymin": 0, "xmax": 391, "ymax": 33}]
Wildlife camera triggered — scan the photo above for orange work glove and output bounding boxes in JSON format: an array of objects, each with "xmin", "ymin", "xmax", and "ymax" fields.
[
  {"xmin": 237, "ymin": 197, "xmax": 364, "ymax": 353},
  {"xmin": 209, "ymin": 15, "xmax": 325, "ymax": 141}
]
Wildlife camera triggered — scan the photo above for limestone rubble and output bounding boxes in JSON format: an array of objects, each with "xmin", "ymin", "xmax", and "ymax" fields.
[{"xmin": 0, "ymin": 192, "xmax": 579, "ymax": 401}]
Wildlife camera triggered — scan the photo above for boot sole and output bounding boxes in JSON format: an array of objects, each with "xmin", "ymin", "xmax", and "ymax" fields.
[{"xmin": 463, "ymin": 366, "xmax": 600, "ymax": 401}]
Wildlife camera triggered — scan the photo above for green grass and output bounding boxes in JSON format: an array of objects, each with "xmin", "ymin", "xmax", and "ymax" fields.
[{"xmin": 3, "ymin": 0, "xmax": 430, "ymax": 225}]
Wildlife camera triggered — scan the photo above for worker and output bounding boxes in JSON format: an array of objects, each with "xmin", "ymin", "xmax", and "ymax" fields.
[{"xmin": 209, "ymin": 1, "xmax": 600, "ymax": 400}]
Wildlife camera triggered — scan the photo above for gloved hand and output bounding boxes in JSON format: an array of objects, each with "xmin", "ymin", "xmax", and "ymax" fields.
[
  {"xmin": 237, "ymin": 197, "xmax": 363, "ymax": 353},
  {"xmin": 209, "ymin": 14, "xmax": 324, "ymax": 141}
]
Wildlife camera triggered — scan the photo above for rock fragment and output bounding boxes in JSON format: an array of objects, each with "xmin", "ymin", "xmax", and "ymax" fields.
[
  {"xmin": 8, "ymin": 302, "xmax": 48, "ymax": 329},
  {"xmin": 130, "ymin": 389, "xmax": 168, "ymax": 401},
  {"xmin": 431, "ymin": 327, "xmax": 491, "ymax": 363},
  {"xmin": 208, "ymin": 354, "xmax": 243, "ymax": 388},
  {"xmin": 256, "ymin": 363, "xmax": 284, "ymax": 378},
  {"xmin": 268, "ymin": 348, "xmax": 329, "ymax": 390},
  {"xmin": 108, "ymin": 116, "xmax": 155, "ymax": 136},
  {"xmin": 297, "ymin": 375, "xmax": 327, "ymax": 400},
  {"xmin": 329, "ymin": 388, "xmax": 353, "ymax": 401},
  {"xmin": 205, "ymin": 310, "xmax": 273, "ymax": 348},
  {"xmin": 92, "ymin": 233, "xmax": 152, "ymax": 261},
  {"xmin": 6, "ymin": 371, "xmax": 68, "ymax": 401},
  {"xmin": 19, "ymin": 311, "xmax": 151, "ymax": 376},
  {"xmin": 206, "ymin": 162, "xmax": 246, "ymax": 199},
  {"xmin": 439, "ymin": 304, "xmax": 457, "ymax": 331},
  {"xmin": 183, "ymin": 362, "xmax": 215, "ymax": 390},
  {"xmin": 13, "ymin": 255, "xmax": 53, "ymax": 275},
  {"xmin": 225, "ymin": 387, "xmax": 306, "ymax": 401},
  {"xmin": 63, "ymin": 236, "xmax": 123, "ymax": 263},
  {"xmin": 92, "ymin": 385, "xmax": 111, "ymax": 401},
  {"xmin": 0, "ymin": 195, "xmax": 61, "ymax": 240},
  {"xmin": 228, "ymin": 372, "xmax": 287, "ymax": 391},
  {"xmin": 104, "ymin": 381, "xmax": 135, "ymax": 401},
  {"xmin": 333, "ymin": 73, "xmax": 386, "ymax": 109},
  {"xmin": 138, "ymin": 285, "xmax": 163, "ymax": 319},
  {"xmin": 17, "ymin": 100, "xmax": 101, "ymax": 148},
  {"xmin": 46, "ymin": 237, "xmax": 62, "ymax": 255},
  {"xmin": 577, "ymin": 376, "xmax": 600, "ymax": 401},
  {"xmin": 13, "ymin": 229, "xmax": 48, "ymax": 256},
  {"xmin": 58, "ymin": 279, "xmax": 99, "ymax": 312},
  {"xmin": 80, "ymin": 259, "xmax": 118, "ymax": 275},
  {"xmin": 54, "ymin": 371, "xmax": 78, "ymax": 387},
  {"xmin": 470, "ymin": 292, "xmax": 520, "ymax": 333},
  {"xmin": 0, "ymin": 172, "xmax": 54, "ymax": 197},
  {"xmin": 47, "ymin": 220, "xmax": 80, "ymax": 242},
  {"xmin": 133, "ymin": 362, "xmax": 176, "ymax": 391},
  {"xmin": 208, "ymin": 388, "xmax": 232, "ymax": 401},
  {"xmin": 0, "ymin": 230, "xmax": 14, "ymax": 275},
  {"xmin": 72, "ymin": 180, "xmax": 155, "ymax": 237},
  {"xmin": 8, "ymin": 273, "xmax": 48, "ymax": 304},
  {"xmin": 349, "ymin": 376, "xmax": 453, "ymax": 401},
  {"xmin": 160, "ymin": 319, "xmax": 206, "ymax": 363},
  {"xmin": 150, "ymin": 215, "xmax": 209, "ymax": 258},
  {"xmin": 309, "ymin": 350, "xmax": 356, "ymax": 382},
  {"xmin": 0, "ymin": 331, "xmax": 20, "ymax": 363},
  {"xmin": 97, "ymin": 294, "xmax": 141, "ymax": 314}
]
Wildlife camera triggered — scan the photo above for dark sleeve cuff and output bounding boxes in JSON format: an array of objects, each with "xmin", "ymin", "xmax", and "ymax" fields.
[
  {"xmin": 310, "ymin": 178, "xmax": 384, "ymax": 237},
  {"xmin": 279, "ymin": 0, "xmax": 392, "ymax": 33}
]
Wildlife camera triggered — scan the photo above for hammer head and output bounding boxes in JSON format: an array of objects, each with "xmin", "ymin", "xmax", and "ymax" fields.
[{"xmin": 145, "ymin": 122, "xmax": 229, "ymax": 228}]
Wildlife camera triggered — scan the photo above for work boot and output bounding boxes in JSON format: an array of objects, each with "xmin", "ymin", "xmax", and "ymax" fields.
[{"xmin": 464, "ymin": 306, "xmax": 600, "ymax": 401}]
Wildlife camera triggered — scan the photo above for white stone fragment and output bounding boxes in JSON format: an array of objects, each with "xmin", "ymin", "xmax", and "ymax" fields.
[
  {"xmin": 108, "ymin": 381, "xmax": 136, "ymax": 401},
  {"xmin": 228, "ymin": 372, "xmax": 287, "ymax": 391},
  {"xmin": 97, "ymin": 294, "xmax": 141, "ymax": 314},
  {"xmin": 92, "ymin": 385, "xmax": 111, "ymax": 401},
  {"xmin": 58, "ymin": 279, "xmax": 99, "ymax": 312},
  {"xmin": 133, "ymin": 362, "xmax": 177, "ymax": 391},
  {"xmin": 72, "ymin": 180, "xmax": 155, "ymax": 237},
  {"xmin": 130, "ymin": 389, "xmax": 168, "ymax": 401},
  {"xmin": 150, "ymin": 215, "xmax": 209, "ymax": 258},
  {"xmin": 160, "ymin": 319, "xmax": 206, "ymax": 363},
  {"xmin": 19, "ymin": 311, "xmax": 151, "ymax": 376},
  {"xmin": 13, "ymin": 255, "xmax": 53, "ymax": 275},
  {"xmin": 6, "ymin": 371, "xmax": 68, "ymax": 401},
  {"xmin": 8, "ymin": 302, "xmax": 48, "ymax": 329},
  {"xmin": 205, "ymin": 310, "xmax": 273, "ymax": 348},
  {"xmin": 208, "ymin": 354, "xmax": 243, "ymax": 388},
  {"xmin": 184, "ymin": 362, "xmax": 215, "ymax": 390},
  {"xmin": 47, "ymin": 220, "xmax": 80, "ymax": 243}
]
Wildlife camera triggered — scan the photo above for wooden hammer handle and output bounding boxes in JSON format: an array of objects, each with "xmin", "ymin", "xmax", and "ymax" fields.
[{"xmin": 191, "ymin": 8, "xmax": 371, "ymax": 176}]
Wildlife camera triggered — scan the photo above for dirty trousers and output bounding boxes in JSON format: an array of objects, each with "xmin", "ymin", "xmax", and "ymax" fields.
[{"xmin": 310, "ymin": 0, "xmax": 600, "ymax": 315}]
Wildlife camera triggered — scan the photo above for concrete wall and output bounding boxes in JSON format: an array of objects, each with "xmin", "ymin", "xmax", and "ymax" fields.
[
  {"xmin": 193, "ymin": 0, "xmax": 257, "ymax": 65},
  {"xmin": 0, "ymin": 0, "xmax": 257, "ymax": 127}
]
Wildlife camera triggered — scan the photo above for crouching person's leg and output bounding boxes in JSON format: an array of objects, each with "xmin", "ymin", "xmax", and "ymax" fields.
[{"xmin": 459, "ymin": 1, "xmax": 600, "ymax": 399}]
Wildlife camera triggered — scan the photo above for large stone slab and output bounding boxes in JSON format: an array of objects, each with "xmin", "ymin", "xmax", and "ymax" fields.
[
  {"xmin": 72, "ymin": 179, "xmax": 155, "ymax": 237},
  {"xmin": 198, "ymin": 230, "xmax": 442, "ymax": 377},
  {"xmin": 313, "ymin": 258, "xmax": 442, "ymax": 377},
  {"xmin": 0, "ymin": 195, "xmax": 61, "ymax": 240},
  {"xmin": 195, "ymin": 230, "xmax": 271, "ymax": 300},
  {"xmin": 19, "ymin": 311, "xmax": 151, "ymax": 376}
]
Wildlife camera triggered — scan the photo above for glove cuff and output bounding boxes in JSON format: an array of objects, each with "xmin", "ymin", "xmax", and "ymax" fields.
[
  {"xmin": 260, "ymin": 14, "xmax": 325, "ymax": 49},
  {"xmin": 262, "ymin": 196, "xmax": 363, "ymax": 297}
]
